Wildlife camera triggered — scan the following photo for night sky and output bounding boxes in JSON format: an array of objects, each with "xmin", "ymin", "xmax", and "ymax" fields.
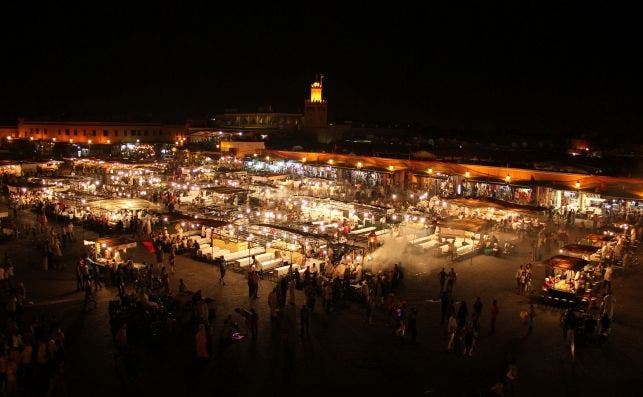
[{"xmin": 1, "ymin": 3, "xmax": 641, "ymax": 137}]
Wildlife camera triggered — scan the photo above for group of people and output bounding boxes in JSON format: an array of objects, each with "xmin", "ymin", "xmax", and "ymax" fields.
[{"xmin": 0, "ymin": 249, "xmax": 67, "ymax": 396}]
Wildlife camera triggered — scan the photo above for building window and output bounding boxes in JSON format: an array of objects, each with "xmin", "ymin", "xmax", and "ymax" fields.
[
  {"xmin": 58, "ymin": 129, "xmax": 62, "ymax": 135},
  {"xmin": 66, "ymin": 129, "xmax": 70, "ymax": 135},
  {"xmin": 92, "ymin": 130, "xmax": 97, "ymax": 136},
  {"xmin": 143, "ymin": 130, "xmax": 148, "ymax": 136},
  {"xmin": 114, "ymin": 130, "xmax": 118, "ymax": 136},
  {"xmin": 103, "ymin": 130, "xmax": 108, "ymax": 137},
  {"xmin": 44, "ymin": 128, "xmax": 48, "ymax": 135},
  {"xmin": 74, "ymin": 129, "xmax": 78, "ymax": 136}
]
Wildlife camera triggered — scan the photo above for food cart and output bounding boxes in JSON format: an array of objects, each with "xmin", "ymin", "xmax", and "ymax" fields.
[
  {"xmin": 84, "ymin": 236, "xmax": 139, "ymax": 269},
  {"xmin": 542, "ymin": 255, "xmax": 597, "ymax": 306}
]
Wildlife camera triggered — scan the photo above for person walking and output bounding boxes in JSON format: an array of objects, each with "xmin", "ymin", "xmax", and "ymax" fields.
[
  {"xmin": 438, "ymin": 267, "xmax": 446, "ymax": 295},
  {"xmin": 300, "ymin": 304, "xmax": 310, "ymax": 338},
  {"xmin": 490, "ymin": 299, "xmax": 499, "ymax": 335},
  {"xmin": 218, "ymin": 256, "xmax": 226, "ymax": 286}
]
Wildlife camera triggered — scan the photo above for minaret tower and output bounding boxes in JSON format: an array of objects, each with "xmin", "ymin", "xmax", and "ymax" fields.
[{"xmin": 304, "ymin": 74, "xmax": 328, "ymax": 128}]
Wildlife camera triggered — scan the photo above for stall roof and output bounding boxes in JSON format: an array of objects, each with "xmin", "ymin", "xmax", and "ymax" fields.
[
  {"xmin": 201, "ymin": 186, "xmax": 249, "ymax": 195},
  {"xmin": 585, "ymin": 233, "xmax": 614, "ymax": 243},
  {"xmin": 449, "ymin": 197, "xmax": 547, "ymax": 213},
  {"xmin": 439, "ymin": 218, "xmax": 490, "ymax": 233},
  {"xmin": 86, "ymin": 236, "xmax": 137, "ymax": 250},
  {"xmin": 560, "ymin": 244, "xmax": 599, "ymax": 255},
  {"xmin": 171, "ymin": 214, "xmax": 229, "ymax": 229},
  {"xmin": 546, "ymin": 255, "xmax": 589, "ymax": 271},
  {"xmin": 85, "ymin": 198, "xmax": 159, "ymax": 211}
]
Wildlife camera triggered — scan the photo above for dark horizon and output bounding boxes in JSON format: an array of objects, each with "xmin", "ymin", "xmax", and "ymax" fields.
[{"xmin": 1, "ymin": 4, "xmax": 642, "ymax": 137}]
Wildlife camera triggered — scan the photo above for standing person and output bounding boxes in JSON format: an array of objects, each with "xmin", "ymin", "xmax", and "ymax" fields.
[
  {"xmin": 248, "ymin": 269, "xmax": 255, "ymax": 299},
  {"xmin": 84, "ymin": 282, "xmax": 97, "ymax": 309},
  {"xmin": 603, "ymin": 264, "xmax": 613, "ymax": 292},
  {"xmin": 446, "ymin": 313, "xmax": 458, "ymax": 352},
  {"xmin": 473, "ymin": 297, "xmax": 483, "ymax": 329},
  {"xmin": 155, "ymin": 247, "xmax": 164, "ymax": 271},
  {"xmin": 250, "ymin": 269, "xmax": 260, "ymax": 299},
  {"xmin": 515, "ymin": 265, "xmax": 523, "ymax": 293},
  {"xmin": 195, "ymin": 324, "xmax": 209, "ymax": 361},
  {"xmin": 160, "ymin": 267, "xmax": 170, "ymax": 294},
  {"xmin": 438, "ymin": 267, "xmax": 447, "ymax": 295},
  {"xmin": 457, "ymin": 301, "xmax": 468, "ymax": 328},
  {"xmin": 268, "ymin": 288, "xmax": 278, "ymax": 320},
  {"xmin": 392, "ymin": 263, "xmax": 403, "ymax": 290},
  {"xmin": 446, "ymin": 268, "xmax": 457, "ymax": 293},
  {"xmin": 407, "ymin": 307, "xmax": 418, "ymax": 344},
  {"xmin": 249, "ymin": 309, "xmax": 259, "ymax": 340},
  {"xmin": 366, "ymin": 290, "xmax": 375, "ymax": 325},
  {"xmin": 490, "ymin": 299, "xmax": 499, "ymax": 335},
  {"xmin": 288, "ymin": 278, "xmax": 296, "ymax": 306},
  {"xmin": 168, "ymin": 247, "xmax": 176, "ymax": 275},
  {"xmin": 450, "ymin": 240, "xmax": 456, "ymax": 261},
  {"xmin": 300, "ymin": 304, "xmax": 310, "ymax": 338},
  {"xmin": 218, "ymin": 256, "xmax": 226, "ymax": 286}
]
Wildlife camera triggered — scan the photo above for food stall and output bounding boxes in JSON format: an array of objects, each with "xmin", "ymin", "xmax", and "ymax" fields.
[
  {"xmin": 542, "ymin": 255, "xmax": 597, "ymax": 306},
  {"xmin": 84, "ymin": 236, "xmax": 138, "ymax": 268}
]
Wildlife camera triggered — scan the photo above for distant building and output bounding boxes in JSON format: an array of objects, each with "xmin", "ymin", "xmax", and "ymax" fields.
[
  {"xmin": 303, "ymin": 77, "xmax": 327, "ymax": 128},
  {"xmin": 0, "ymin": 125, "xmax": 18, "ymax": 140},
  {"xmin": 220, "ymin": 141, "xmax": 265, "ymax": 158},
  {"xmin": 16, "ymin": 119, "xmax": 185, "ymax": 144}
]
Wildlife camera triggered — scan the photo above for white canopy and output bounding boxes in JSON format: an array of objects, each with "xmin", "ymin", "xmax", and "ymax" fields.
[{"xmin": 85, "ymin": 198, "xmax": 159, "ymax": 211}]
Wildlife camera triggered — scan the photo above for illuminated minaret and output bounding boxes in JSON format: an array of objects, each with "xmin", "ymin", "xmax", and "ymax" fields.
[{"xmin": 304, "ymin": 74, "xmax": 327, "ymax": 128}]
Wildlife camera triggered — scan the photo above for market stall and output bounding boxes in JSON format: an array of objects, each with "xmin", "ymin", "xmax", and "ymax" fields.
[
  {"xmin": 542, "ymin": 255, "xmax": 597, "ymax": 306},
  {"xmin": 84, "ymin": 236, "xmax": 138, "ymax": 268}
]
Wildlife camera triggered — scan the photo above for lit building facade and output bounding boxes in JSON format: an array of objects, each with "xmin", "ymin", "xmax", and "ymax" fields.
[
  {"xmin": 16, "ymin": 119, "xmax": 185, "ymax": 144},
  {"xmin": 303, "ymin": 77, "xmax": 328, "ymax": 128}
]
